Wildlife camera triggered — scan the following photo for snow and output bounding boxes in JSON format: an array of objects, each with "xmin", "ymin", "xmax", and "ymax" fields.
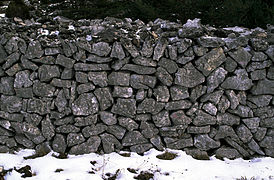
[
  {"xmin": 0, "ymin": 14, "xmax": 5, "ymax": 18},
  {"xmin": 1, "ymin": 149, "xmax": 274, "ymax": 180}
]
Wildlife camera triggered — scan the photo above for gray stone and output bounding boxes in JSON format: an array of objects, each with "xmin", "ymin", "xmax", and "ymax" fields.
[
  {"xmin": 0, "ymin": 120, "xmax": 11, "ymax": 130},
  {"xmin": 121, "ymin": 39, "xmax": 139, "ymax": 58},
  {"xmin": 74, "ymin": 63, "xmax": 110, "ymax": 71},
  {"xmin": 178, "ymin": 19, "xmax": 204, "ymax": 38},
  {"xmin": 38, "ymin": 65, "xmax": 60, "ymax": 82},
  {"xmin": 197, "ymin": 37, "xmax": 225, "ymax": 47},
  {"xmin": 44, "ymin": 47, "xmax": 62, "ymax": 56},
  {"xmin": 74, "ymin": 115, "xmax": 97, "ymax": 127},
  {"xmin": 194, "ymin": 134, "xmax": 220, "ymax": 151},
  {"xmin": 14, "ymin": 70, "xmax": 32, "ymax": 88},
  {"xmin": 75, "ymin": 40, "xmax": 92, "ymax": 53},
  {"xmin": 260, "ymin": 117, "xmax": 274, "ymax": 128},
  {"xmin": 2, "ymin": 52, "xmax": 20, "ymax": 70},
  {"xmin": 254, "ymin": 127, "xmax": 267, "ymax": 141},
  {"xmin": 15, "ymin": 135, "xmax": 35, "ymax": 148},
  {"xmin": 264, "ymin": 148, "xmax": 274, "ymax": 157},
  {"xmin": 33, "ymin": 82, "xmax": 55, "ymax": 97},
  {"xmin": 153, "ymin": 38, "xmax": 168, "ymax": 61},
  {"xmin": 251, "ymin": 69, "xmax": 266, "ymax": 80},
  {"xmin": 32, "ymin": 56, "xmax": 55, "ymax": 64},
  {"xmin": 5, "ymin": 63, "xmax": 22, "ymax": 77},
  {"xmin": 107, "ymin": 125, "xmax": 126, "ymax": 140},
  {"xmin": 170, "ymin": 110, "xmax": 192, "ymax": 125},
  {"xmin": 86, "ymin": 54, "xmax": 112, "ymax": 63},
  {"xmin": 225, "ymin": 90, "xmax": 239, "ymax": 110},
  {"xmin": 236, "ymin": 124, "xmax": 253, "ymax": 143},
  {"xmin": 82, "ymin": 124, "xmax": 107, "ymax": 137},
  {"xmin": 229, "ymin": 105, "xmax": 253, "ymax": 118},
  {"xmin": 61, "ymin": 68, "xmax": 74, "ymax": 80},
  {"xmin": 217, "ymin": 95, "xmax": 230, "ymax": 113},
  {"xmin": 111, "ymin": 98, "xmax": 136, "ymax": 118},
  {"xmin": 221, "ymin": 69, "xmax": 253, "ymax": 90},
  {"xmin": 215, "ymin": 147, "xmax": 241, "ymax": 160},
  {"xmin": 92, "ymin": 42, "xmax": 111, "ymax": 57},
  {"xmin": 165, "ymin": 100, "xmax": 192, "ymax": 111},
  {"xmin": 67, "ymin": 133, "xmax": 85, "ymax": 147},
  {"xmin": 0, "ymin": 127, "xmax": 12, "ymax": 136},
  {"xmin": 214, "ymin": 125, "xmax": 239, "ymax": 140},
  {"xmin": 190, "ymin": 85, "xmax": 207, "ymax": 102},
  {"xmin": 55, "ymin": 90, "xmax": 68, "ymax": 112},
  {"xmin": 185, "ymin": 148, "xmax": 210, "ymax": 160},
  {"xmin": 259, "ymin": 136, "xmax": 273, "ymax": 148},
  {"xmin": 248, "ymin": 95, "xmax": 272, "ymax": 108},
  {"xmin": 75, "ymin": 72, "xmax": 88, "ymax": 83},
  {"xmin": 69, "ymin": 136, "xmax": 101, "ymax": 155},
  {"xmin": 110, "ymin": 41, "xmax": 125, "ymax": 60},
  {"xmin": 251, "ymin": 52, "xmax": 268, "ymax": 61},
  {"xmin": 250, "ymin": 38, "xmax": 269, "ymax": 51},
  {"xmin": 72, "ymin": 93, "xmax": 99, "ymax": 116},
  {"xmin": 113, "ymin": 86, "xmax": 133, "ymax": 98},
  {"xmin": 176, "ymin": 56, "xmax": 194, "ymax": 65},
  {"xmin": 248, "ymin": 139, "xmax": 265, "ymax": 155},
  {"xmin": 166, "ymin": 138, "xmax": 193, "ymax": 149},
  {"xmin": 228, "ymin": 47, "xmax": 251, "ymax": 68},
  {"xmin": 207, "ymin": 67, "xmax": 227, "ymax": 93},
  {"xmin": 176, "ymin": 38, "xmax": 192, "ymax": 53},
  {"xmin": 100, "ymin": 133, "xmax": 122, "ymax": 153},
  {"xmin": 265, "ymin": 45, "xmax": 274, "ymax": 61},
  {"xmin": 156, "ymin": 67, "xmax": 173, "ymax": 86},
  {"xmin": 193, "ymin": 110, "xmax": 216, "ymax": 126},
  {"xmin": 168, "ymin": 45, "xmax": 177, "ymax": 60},
  {"xmin": 195, "ymin": 47, "xmax": 226, "ymax": 76},
  {"xmin": 132, "ymin": 56, "xmax": 157, "ymax": 67},
  {"xmin": 152, "ymin": 110, "xmax": 171, "ymax": 128},
  {"xmin": 130, "ymin": 143, "xmax": 153, "ymax": 154},
  {"xmin": 88, "ymin": 72, "xmax": 108, "ymax": 87},
  {"xmin": 56, "ymin": 54, "xmax": 75, "ymax": 69},
  {"xmin": 130, "ymin": 74, "xmax": 156, "ymax": 89},
  {"xmin": 118, "ymin": 117, "xmax": 139, "ymax": 131},
  {"xmin": 202, "ymin": 102, "xmax": 217, "ymax": 116},
  {"xmin": 140, "ymin": 121, "xmax": 159, "ymax": 139},
  {"xmin": 56, "ymin": 125, "xmax": 80, "ymax": 134},
  {"xmin": 170, "ymin": 85, "xmax": 189, "ymax": 101},
  {"xmin": 0, "ymin": 111, "xmax": 24, "ymax": 122},
  {"xmin": 150, "ymin": 136, "xmax": 164, "ymax": 151},
  {"xmin": 137, "ymin": 98, "xmax": 163, "ymax": 115},
  {"xmin": 122, "ymin": 64, "xmax": 156, "ymax": 75},
  {"xmin": 175, "ymin": 63, "xmax": 205, "ymax": 88},
  {"xmin": 50, "ymin": 78, "xmax": 72, "ymax": 88},
  {"xmin": 267, "ymin": 67, "xmax": 274, "ymax": 79},
  {"xmin": 94, "ymin": 88, "xmax": 113, "ymax": 111},
  {"xmin": 251, "ymin": 79, "xmax": 274, "ymax": 95},
  {"xmin": 111, "ymin": 57, "xmax": 130, "ymax": 71},
  {"xmin": 23, "ymin": 113, "xmax": 42, "ymax": 126},
  {"xmin": 54, "ymin": 116, "xmax": 74, "ymax": 126},
  {"xmin": 15, "ymin": 88, "xmax": 33, "ymax": 98},
  {"xmin": 141, "ymin": 39, "xmax": 154, "ymax": 57},
  {"xmin": 1, "ymin": 95, "xmax": 22, "ymax": 113},
  {"xmin": 187, "ymin": 126, "xmax": 210, "ymax": 134},
  {"xmin": 122, "ymin": 131, "xmax": 148, "ymax": 146},
  {"xmin": 158, "ymin": 58, "xmax": 178, "ymax": 74},
  {"xmin": 25, "ymin": 40, "xmax": 44, "ymax": 59},
  {"xmin": 136, "ymin": 89, "xmax": 146, "ymax": 102},
  {"xmin": 0, "ymin": 44, "xmax": 7, "ymax": 64},
  {"xmin": 99, "ymin": 111, "xmax": 117, "ymax": 125},
  {"xmin": 153, "ymin": 86, "xmax": 170, "ymax": 102},
  {"xmin": 193, "ymin": 46, "xmax": 208, "ymax": 56},
  {"xmin": 224, "ymin": 57, "xmax": 238, "ymax": 73},
  {"xmin": 246, "ymin": 60, "xmax": 272, "ymax": 72},
  {"xmin": 108, "ymin": 72, "xmax": 130, "ymax": 86},
  {"xmin": 41, "ymin": 116, "xmax": 55, "ymax": 141},
  {"xmin": 217, "ymin": 113, "xmax": 240, "ymax": 126}
]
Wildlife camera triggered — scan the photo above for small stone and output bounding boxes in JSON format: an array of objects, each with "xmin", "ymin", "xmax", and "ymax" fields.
[
  {"xmin": 236, "ymin": 124, "xmax": 253, "ymax": 143},
  {"xmin": 45, "ymin": 47, "xmax": 62, "ymax": 56},
  {"xmin": 110, "ymin": 41, "xmax": 125, "ymax": 60},
  {"xmin": 99, "ymin": 111, "xmax": 117, "ymax": 125},
  {"xmin": 5, "ymin": 63, "xmax": 22, "ymax": 76},
  {"xmin": 228, "ymin": 47, "xmax": 251, "ymax": 68},
  {"xmin": 225, "ymin": 90, "xmax": 239, "ymax": 110},
  {"xmin": 254, "ymin": 127, "xmax": 267, "ymax": 141},
  {"xmin": 251, "ymin": 69, "xmax": 266, "ymax": 80},
  {"xmin": 248, "ymin": 95, "xmax": 272, "ymax": 108},
  {"xmin": 38, "ymin": 65, "xmax": 60, "ymax": 82},
  {"xmin": 251, "ymin": 79, "xmax": 274, "ymax": 95},
  {"xmin": 74, "ymin": 63, "xmax": 110, "ymax": 71},
  {"xmin": 69, "ymin": 136, "xmax": 101, "ymax": 155},
  {"xmin": 132, "ymin": 56, "xmax": 157, "ymax": 67},
  {"xmin": 118, "ymin": 117, "xmax": 139, "ymax": 131},
  {"xmin": 54, "ymin": 116, "xmax": 74, "ymax": 126},
  {"xmin": 88, "ymin": 72, "xmax": 108, "ymax": 87},
  {"xmin": 221, "ymin": 69, "xmax": 253, "ymax": 90},
  {"xmin": 122, "ymin": 131, "xmax": 148, "ymax": 146},
  {"xmin": 25, "ymin": 40, "xmax": 44, "ymax": 59},
  {"xmin": 113, "ymin": 86, "xmax": 133, "ymax": 98},
  {"xmin": 193, "ymin": 110, "xmax": 216, "ymax": 126},
  {"xmin": 153, "ymin": 86, "xmax": 170, "ymax": 102},
  {"xmin": 107, "ymin": 125, "xmax": 126, "ymax": 140},
  {"xmin": 152, "ymin": 110, "xmax": 171, "ymax": 127},
  {"xmin": 202, "ymin": 103, "xmax": 218, "ymax": 116},
  {"xmin": 158, "ymin": 58, "xmax": 178, "ymax": 74},
  {"xmin": 41, "ymin": 117, "xmax": 55, "ymax": 141},
  {"xmin": 111, "ymin": 98, "xmax": 136, "ymax": 118},
  {"xmin": 229, "ymin": 105, "xmax": 253, "ymax": 118},
  {"xmin": 176, "ymin": 38, "xmax": 192, "ymax": 53},
  {"xmin": 33, "ymin": 82, "xmax": 55, "ymax": 97},
  {"xmin": 67, "ymin": 133, "xmax": 85, "ymax": 147},
  {"xmin": 32, "ymin": 56, "xmax": 55, "ymax": 64},
  {"xmin": 94, "ymin": 88, "xmax": 113, "ymax": 111},
  {"xmin": 170, "ymin": 110, "xmax": 192, "ymax": 125},
  {"xmin": 141, "ymin": 39, "xmax": 154, "ymax": 57},
  {"xmin": 75, "ymin": 72, "xmax": 88, "ymax": 83},
  {"xmin": 74, "ymin": 114, "xmax": 97, "ymax": 127},
  {"xmin": 260, "ymin": 117, "xmax": 274, "ymax": 128},
  {"xmin": 1, "ymin": 95, "xmax": 22, "ymax": 113},
  {"xmin": 207, "ymin": 67, "xmax": 227, "ymax": 93},
  {"xmin": 108, "ymin": 72, "xmax": 130, "ymax": 86},
  {"xmin": 82, "ymin": 124, "xmax": 107, "ymax": 137},
  {"xmin": 130, "ymin": 143, "xmax": 153, "ymax": 154},
  {"xmin": 56, "ymin": 54, "xmax": 75, "ymax": 69},
  {"xmin": 72, "ymin": 93, "xmax": 99, "ymax": 116},
  {"xmin": 193, "ymin": 46, "xmax": 208, "ymax": 56},
  {"xmin": 100, "ymin": 133, "xmax": 122, "ymax": 153},
  {"xmin": 0, "ymin": 44, "xmax": 8, "ymax": 64},
  {"xmin": 190, "ymin": 85, "xmax": 207, "ymax": 102},
  {"xmin": 175, "ymin": 63, "xmax": 205, "ymax": 88},
  {"xmin": 61, "ymin": 68, "xmax": 74, "ymax": 80},
  {"xmin": 137, "ymin": 98, "xmax": 164, "ymax": 115},
  {"xmin": 170, "ymin": 85, "xmax": 189, "ymax": 101},
  {"xmin": 77, "ymin": 83, "xmax": 95, "ymax": 94},
  {"xmin": 265, "ymin": 45, "xmax": 274, "ymax": 61},
  {"xmin": 166, "ymin": 138, "xmax": 193, "ymax": 149},
  {"xmin": 15, "ymin": 135, "xmax": 34, "ymax": 148},
  {"xmin": 150, "ymin": 136, "xmax": 164, "ymax": 151},
  {"xmin": 178, "ymin": 19, "xmax": 204, "ymax": 38},
  {"xmin": 197, "ymin": 37, "xmax": 225, "ymax": 47},
  {"xmin": 156, "ymin": 67, "xmax": 173, "ymax": 86},
  {"xmin": 187, "ymin": 126, "xmax": 210, "ymax": 134},
  {"xmin": 55, "ymin": 90, "xmax": 68, "ymax": 112},
  {"xmin": 168, "ymin": 45, "xmax": 177, "ymax": 60},
  {"xmin": 153, "ymin": 38, "xmax": 168, "ymax": 61},
  {"xmin": 214, "ymin": 125, "xmax": 239, "ymax": 140},
  {"xmin": 56, "ymin": 125, "xmax": 80, "ymax": 134},
  {"xmin": 259, "ymin": 136, "xmax": 273, "ymax": 148},
  {"xmin": 251, "ymin": 52, "xmax": 268, "ymax": 61},
  {"xmin": 224, "ymin": 57, "xmax": 237, "ymax": 73},
  {"xmin": 217, "ymin": 113, "xmax": 240, "ymax": 126},
  {"xmin": 122, "ymin": 64, "xmax": 156, "ymax": 75},
  {"xmin": 248, "ymin": 139, "xmax": 265, "ymax": 155},
  {"xmin": 194, "ymin": 134, "xmax": 220, "ymax": 151},
  {"xmin": 217, "ymin": 95, "xmax": 230, "ymax": 113},
  {"xmin": 215, "ymin": 147, "xmax": 241, "ymax": 160},
  {"xmin": 92, "ymin": 42, "xmax": 111, "ymax": 57},
  {"xmin": 185, "ymin": 148, "xmax": 210, "ymax": 160},
  {"xmin": 246, "ymin": 60, "xmax": 272, "ymax": 72},
  {"xmin": 250, "ymin": 38, "xmax": 269, "ymax": 51},
  {"xmin": 121, "ymin": 39, "xmax": 139, "ymax": 58},
  {"xmin": 130, "ymin": 74, "xmax": 156, "ymax": 89},
  {"xmin": 165, "ymin": 100, "xmax": 192, "ymax": 111},
  {"xmin": 267, "ymin": 67, "xmax": 274, "ymax": 79},
  {"xmin": 14, "ymin": 70, "xmax": 32, "ymax": 88},
  {"xmin": 86, "ymin": 54, "xmax": 112, "ymax": 63}
]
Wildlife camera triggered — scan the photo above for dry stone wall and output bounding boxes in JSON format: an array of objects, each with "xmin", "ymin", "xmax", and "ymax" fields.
[{"xmin": 0, "ymin": 17, "xmax": 273, "ymax": 160}]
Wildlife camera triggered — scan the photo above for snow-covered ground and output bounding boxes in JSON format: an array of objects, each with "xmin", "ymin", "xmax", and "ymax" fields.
[{"xmin": 1, "ymin": 149, "xmax": 274, "ymax": 180}]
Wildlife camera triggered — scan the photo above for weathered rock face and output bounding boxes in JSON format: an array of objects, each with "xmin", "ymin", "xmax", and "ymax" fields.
[{"xmin": 0, "ymin": 16, "xmax": 273, "ymax": 160}]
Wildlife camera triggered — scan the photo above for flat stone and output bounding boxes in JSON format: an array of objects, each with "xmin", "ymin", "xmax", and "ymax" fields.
[
  {"xmin": 202, "ymin": 102, "xmax": 217, "ymax": 116},
  {"xmin": 61, "ymin": 68, "xmax": 74, "ymax": 80},
  {"xmin": 195, "ymin": 47, "xmax": 226, "ymax": 76},
  {"xmin": 88, "ymin": 72, "xmax": 108, "ymax": 87},
  {"xmin": 248, "ymin": 95, "xmax": 272, "ymax": 108},
  {"xmin": 94, "ymin": 87, "xmax": 113, "ymax": 111},
  {"xmin": 225, "ymin": 90, "xmax": 240, "ymax": 110},
  {"xmin": 55, "ymin": 90, "xmax": 68, "ymax": 112},
  {"xmin": 110, "ymin": 41, "xmax": 125, "ymax": 60},
  {"xmin": 178, "ymin": 19, "xmax": 204, "ymax": 38},
  {"xmin": 254, "ymin": 127, "xmax": 267, "ymax": 141},
  {"xmin": 152, "ymin": 110, "xmax": 171, "ymax": 127},
  {"xmin": 221, "ymin": 69, "xmax": 253, "ymax": 90},
  {"xmin": 267, "ymin": 67, "xmax": 274, "ymax": 79},
  {"xmin": 158, "ymin": 58, "xmax": 178, "ymax": 74},
  {"xmin": 259, "ymin": 136, "xmax": 273, "ymax": 148},
  {"xmin": 113, "ymin": 86, "xmax": 133, "ymax": 98},
  {"xmin": 224, "ymin": 57, "xmax": 237, "ymax": 73},
  {"xmin": 1, "ymin": 95, "xmax": 22, "ymax": 113},
  {"xmin": 72, "ymin": 93, "xmax": 99, "ymax": 116},
  {"xmin": 236, "ymin": 124, "xmax": 253, "ymax": 143},
  {"xmin": 190, "ymin": 85, "xmax": 207, "ymax": 102},
  {"xmin": 5, "ymin": 63, "xmax": 22, "ymax": 76},
  {"xmin": 153, "ymin": 38, "xmax": 168, "ymax": 61},
  {"xmin": 165, "ymin": 100, "xmax": 192, "ymax": 111},
  {"xmin": 0, "ymin": 111, "xmax": 24, "ymax": 122},
  {"xmin": 77, "ymin": 83, "xmax": 95, "ymax": 94},
  {"xmin": 170, "ymin": 85, "xmax": 189, "ymax": 101},
  {"xmin": 153, "ymin": 86, "xmax": 170, "ymax": 102},
  {"xmin": 54, "ymin": 116, "xmax": 74, "ymax": 126},
  {"xmin": 229, "ymin": 105, "xmax": 253, "ymax": 118},
  {"xmin": 217, "ymin": 95, "xmax": 230, "ymax": 113},
  {"xmin": 251, "ymin": 79, "xmax": 274, "ymax": 95},
  {"xmin": 130, "ymin": 74, "xmax": 156, "ymax": 89},
  {"xmin": 194, "ymin": 134, "xmax": 220, "ymax": 151},
  {"xmin": 122, "ymin": 131, "xmax": 148, "ymax": 146},
  {"xmin": 132, "ymin": 56, "xmax": 157, "ymax": 67},
  {"xmin": 176, "ymin": 38, "xmax": 192, "ymax": 54},
  {"xmin": 14, "ymin": 70, "xmax": 32, "ymax": 88},
  {"xmin": 252, "ymin": 52, "xmax": 268, "ymax": 61},
  {"xmin": 193, "ymin": 46, "xmax": 208, "ymax": 57},
  {"xmin": 41, "ymin": 117, "xmax": 55, "ymax": 141},
  {"xmin": 0, "ymin": 44, "xmax": 7, "ymax": 64},
  {"xmin": 197, "ymin": 37, "xmax": 225, "ymax": 47},
  {"xmin": 217, "ymin": 113, "xmax": 240, "ymax": 126},
  {"xmin": 214, "ymin": 125, "xmax": 239, "ymax": 140},
  {"xmin": 156, "ymin": 67, "xmax": 173, "ymax": 86},
  {"xmin": 170, "ymin": 110, "xmax": 192, "ymax": 125},
  {"xmin": 75, "ymin": 40, "xmax": 92, "ymax": 53},
  {"xmin": 56, "ymin": 125, "xmax": 80, "ymax": 134},
  {"xmin": 82, "ymin": 124, "xmax": 107, "ymax": 137},
  {"xmin": 91, "ymin": 42, "xmax": 111, "ymax": 57},
  {"xmin": 265, "ymin": 45, "xmax": 274, "ymax": 61},
  {"xmin": 106, "ymin": 125, "xmax": 126, "ymax": 140},
  {"xmin": 251, "ymin": 69, "xmax": 266, "ymax": 80},
  {"xmin": 121, "ymin": 38, "xmax": 139, "ymax": 58},
  {"xmin": 215, "ymin": 147, "xmax": 241, "ymax": 160},
  {"xmin": 100, "ymin": 133, "xmax": 122, "ymax": 153},
  {"xmin": 25, "ymin": 40, "xmax": 44, "ymax": 59},
  {"xmin": 246, "ymin": 60, "xmax": 272, "ymax": 72},
  {"xmin": 99, "ymin": 111, "xmax": 117, "ymax": 125},
  {"xmin": 175, "ymin": 63, "xmax": 205, "ymax": 88},
  {"xmin": 166, "ymin": 138, "xmax": 193, "ymax": 149},
  {"xmin": 228, "ymin": 47, "xmax": 251, "ymax": 68},
  {"xmin": 121, "ymin": 64, "xmax": 156, "ymax": 75},
  {"xmin": 50, "ymin": 78, "xmax": 72, "ymax": 88},
  {"xmin": 150, "ymin": 136, "xmax": 164, "ymax": 151},
  {"xmin": 137, "ymin": 98, "xmax": 164, "ymax": 115},
  {"xmin": 75, "ymin": 72, "xmax": 88, "ymax": 83},
  {"xmin": 248, "ymin": 139, "xmax": 265, "ymax": 155},
  {"xmin": 250, "ymin": 38, "xmax": 269, "ymax": 51},
  {"xmin": 187, "ymin": 126, "xmax": 210, "ymax": 134},
  {"xmin": 74, "ymin": 63, "xmax": 110, "ymax": 71},
  {"xmin": 260, "ymin": 117, "xmax": 274, "ymax": 128},
  {"xmin": 118, "ymin": 117, "xmax": 139, "ymax": 131},
  {"xmin": 108, "ymin": 72, "xmax": 130, "ymax": 86},
  {"xmin": 193, "ymin": 110, "xmax": 216, "ymax": 126},
  {"xmin": 33, "ymin": 82, "xmax": 55, "ymax": 97},
  {"xmin": 141, "ymin": 39, "xmax": 154, "ymax": 57},
  {"xmin": 56, "ymin": 54, "xmax": 75, "ymax": 68},
  {"xmin": 15, "ymin": 135, "xmax": 34, "ymax": 148},
  {"xmin": 111, "ymin": 98, "xmax": 136, "ymax": 118},
  {"xmin": 52, "ymin": 134, "xmax": 67, "ymax": 153},
  {"xmin": 44, "ymin": 47, "xmax": 62, "ymax": 56},
  {"xmin": 67, "ymin": 133, "xmax": 85, "ymax": 147},
  {"xmin": 38, "ymin": 65, "xmax": 60, "ymax": 82},
  {"xmin": 207, "ymin": 67, "xmax": 227, "ymax": 93},
  {"xmin": 32, "ymin": 56, "xmax": 55, "ymax": 64},
  {"xmin": 86, "ymin": 54, "xmax": 112, "ymax": 63},
  {"xmin": 74, "ymin": 114, "xmax": 97, "ymax": 127},
  {"xmin": 69, "ymin": 136, "xmax": 101, "ymax": 155}
]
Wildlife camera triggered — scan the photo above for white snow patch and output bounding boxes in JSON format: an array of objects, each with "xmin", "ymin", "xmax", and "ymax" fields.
[
  {"xmin": 0, "ymin": 148, "xmax": 273, "ymax": 180},
  {"xmin": 183, "ymin": 18, "xmax": 201, "ymax": 28},
  {"xmin": 0, "ymin": 14, "xmax": 5, "ymax": 18},
  {"xmin": 68, "ymin": 25, "xmax": 75, "ymax": 31}
]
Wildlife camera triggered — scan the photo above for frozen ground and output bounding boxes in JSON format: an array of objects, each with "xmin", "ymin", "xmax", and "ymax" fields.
[{"xmin": 0, "ymin": 149, "xmax": 274, "ymax": 180}]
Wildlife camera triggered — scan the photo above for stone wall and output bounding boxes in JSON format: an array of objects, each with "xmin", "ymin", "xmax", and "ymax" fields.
[{"xmin": 0, "ymin": 17, "xmax": 273, "ymax": 160}]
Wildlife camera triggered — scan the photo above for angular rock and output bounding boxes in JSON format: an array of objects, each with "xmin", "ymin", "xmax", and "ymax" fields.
[
  {"xmin": 99, "ymin": 111, "xmax": 117, "ymax": 125},
  {"xmin": 75, "ymin": 72, "xmax": 88, "ymax": 83},
  {"xmin": 32, "ymin": 56, "xmax": 55, "ymax": 64},
  {"xmin": 152, "ymin": 110, "xmax": 171, "ymax": 127},
  {"xmin": 248, "ymin": 139, "xmax": 265, "ymax": 155},
  {"xmin": 265, "ymin": 45, "xmax": 274, "ymax": 61},
  {"xmin": 175, "ymin": 63, "xmax": 205, "ymax": 88},
  {"xmin": 86, "ymin": 54, "xmax": 112, "ymax": 63},
  {"xmin": 246, "ymin": 60, "xmax": 272, "ymax": 72},
  {"xmin": 72, "ymin": 93, "xmax": 99, "ymax": 116},
  {"xmin": 217, "ymin": 113, "xmax": 240, "ymax": 126},
  {"xmin": 250, "ymin": 38, "xmax": 269, "ymax": 51},
  {"xmin": 69, "ymin": 136, "xmax": 101, "ymax": 155},
  {"xmin": 0, "ymin": 111, "xmax": 24, "ymax": 122},
  {"xmin": 33, "ymin": 82, "xmax": 55, "ymax": 97},
  {"xmin": 260, "ymin": 117, "xmax": 274, "ymax": 128},
  {"xmin": 225, "ymin": 90, "xmax": 239, "ymax": 110},
  {"xmin": 121, "ymin": 39, "xmax": 139, "ymax": 58},
  {"xmin": 228, "ymin": 47, "xmax": 251, "ymax": 68},
  {"xmin": 41, "ymin": 117, "xmax": 55, "ymax": 141},
  {"xmin": 170, "ymin": 110, "xmax": 192, "ymax": 125},
  {"xmin": 108, "ymin": 72, "xmax": 130, "ymax": 86},
  {"xmin": 107, "ymin": 125, "xmax": 126, "ymax": 140},
  {"xmin": 221, "ymin": 69, "xmax": 253, "ymax": 90},
  {"xmin": 193, "ymin": 46, "xmax": 208, "ymax": 57},
  {"xmin": 130, "ymin": 74, "xmax": 156, "ymax": 89},
  {"xmin": 132, "ymin": 56, "xmax": 157, "ymax": 67},
  {"xmin": 248, "ymin": 95, "xmax": 272, "ymax": 108},
  {"xmin": 110, "ymin": 41, "xmax": 125, "ymax": 60},
  {"xmin": 141, "ymin": 39, "xmax": 154, "ymax": 57},
  {"xmin": 158, "ymin": 58, "xmax": 178, "ymax": 74},
  {"xmin": 2, "ymin": 52, "xmax": 20, "ymax": 70},
  {"xmin": 229, "ymin": 105, "xmax": 253, "ymax": 118},
  {"xmin": 118, "ymin": 117, "xmax": 139, "ymax": 131},
  {"xmin": 67, "ymin": 133, "xmax": 85, "ymax": 147},
  {"xmin": 45, "ymin": 47, "xmax": 62, "ymax": 56},
  {"xmin": 100, "ymin": 133, "xmax": 122, "ymax": 153},
  {"xmin": 54, "ymin": 116, "xmax": 74, "ymax": 126},
  {"xmin": 94, "ymin": 88, "xmax": 113, "ymax": 111},
  {"xmin": 217, "ymin": 95, "xmax": 230, "ymax": 113},
  {"xmin": 1, "ymin": 95, "xmax": 22, "ymax": 113},
  {"xmin": 170, "ymin": 85, "xmax": 189, "ymax": 101},
  {"xmin": 50, "ymin": 78, "xmax": 72, "ymax": 88},
  {"xmin": 150, "ymin": 136, "xmax": 164, "ymax": 151},
  {"xmin": 56, "ymin": 125, "xmax": 80, "ymax": 134},
  {"xmin": 176, "ymin": 38, "xmax": 192, "ymax": 54},
  {"xmin": 187, "ymin": 126, "xmax": 210, "ymax": 134},
  {"xmin": 121, "ymin": 64, "xmax": 156, "ymax": 75},
  {"xmin": 113, "ymin": 86, "xmax": 133, "ymax": 98},
  {"xmin": 15, "ymin": 135, "xmax": 35, "ymax": 148},
  {"xmin": 267, "ymin": 67, "xmax": 274, "ymax": 79},
  {"xmin": 122, "ymin": 131, "xmax": 148, "ymax": 146},
  {"xmin": 55, "ymin": 90, "xmax": 68, "ymax": 112},
  {"xmin": 202, "ymin": 102, "xmax": 217, "ymax": 116},
  {"xmin": 82, "ymin": 124, "xmax": 107, "ymax": 137},
  {"xmin": 259, "ymin": 136, "xmax": 273, "ymax": 148},
  {"xmin": 215, "ymin": 147, "xmax": 241, "ymax": 160},
  {"xmin": 56, "ymin": 54, "xmax": 75, "ymax": 69},
  {"xmin": 178, "ymin": 19, "xmax": 204, "ymax": 38},
  {"xmin": 224, "ymin": 57, "xmax": 237, "ymax": 73},
  {"xmin": 25, "ymin": 40, "xmax": 44, "ymax": 59},
  {"xmin": 0, "ymin": 44, "xmax": 7, "ymax": 64},
  {"xmin": 74, "ymin": 114, "xmax": 97, "ymax": 127},
  {"xmin": 165, "ymin": 100, "xmax": 192, "ymax": 111},
  {"xmin": 5, "ymin": 63, "xmax": 22, "ymax": 76},
  {"xmin": 194, "ymin": 134, "xmax": 220, "ymax": 151},
  {"xmin": 14, "ymin": 70, "xmax": 32, "ymax": 88},
  {"xmin": 214, "ymin": 125, "xmax": 239, "ymax": 140},
  {"xmin": 88, "ymin": 72, "xmax": 108, "ymax": 87},
  {"xmin": 153, "ymin": 86, "xmax": 170, "ymax": 102},
  {"xmin": 190, "ymin": 85, "xmax": 207, "ymax": 102},
  {"xmin": 236, "ymin": 124, "xmax": 253, "ymax": 143},
  {"xmin": 156, "ymin": 67, "xmax": 173, "ymax": 86},
  {"xmin": 197, "ymin": 37, "xmax": 225, "ymax": 48},
  {"xmin": 153, "ymin": 38, "xmax": 168, "ymax": 61},
  {"xmin": 130, "ymin": 143, "xmax": 153, "ymax": 154},
  {"xmin": 250, "ymin": 69, "xmax": 266, "ymax": 80},
  {"xmin": 254, "ymin": 127, "xmax": 267, "ymax": 141},
  {"xmin": 252, "ymin": 52, "xmax": 268, "ymax": 61},
  {"xmin": 193, "ymin": 110, "xmax": 216, "ymax": 126},
  {"xmin": 74, "ymin": 63, "xmax": 110, "ymax": 71},
  {"xmin": 195, "ymin": 47, "xmax": 226, "ymax": 76},
  {"xmin": 91, "ymin": 42, "xmax": 111, "ymax": 57},
  {"xmin": 207, "ymin": 67, "xmax": 227, "ymax": 93},
  {"xmin": 251, "ymin": 79, "xmax": 274, "ymax": 95},
  {"xmin": 168, "ymin": 45, "xmax": 177, "ymax": 60},
  {"xmin": 38, "ymin": 65, "xmax": 60, "ymax": 82},
  {"xmin": 111, "ymin": 98, "xmax": 136, "ymax": 118},
  {"xmin": 166, "ymin": 138, "xmax": 193, "ymax": 149}
]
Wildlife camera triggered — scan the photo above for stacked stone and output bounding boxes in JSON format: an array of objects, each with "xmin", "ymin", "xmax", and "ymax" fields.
[{"xmin": 0, "ymin": 17, "xmax": 273, "ymax": 160}]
